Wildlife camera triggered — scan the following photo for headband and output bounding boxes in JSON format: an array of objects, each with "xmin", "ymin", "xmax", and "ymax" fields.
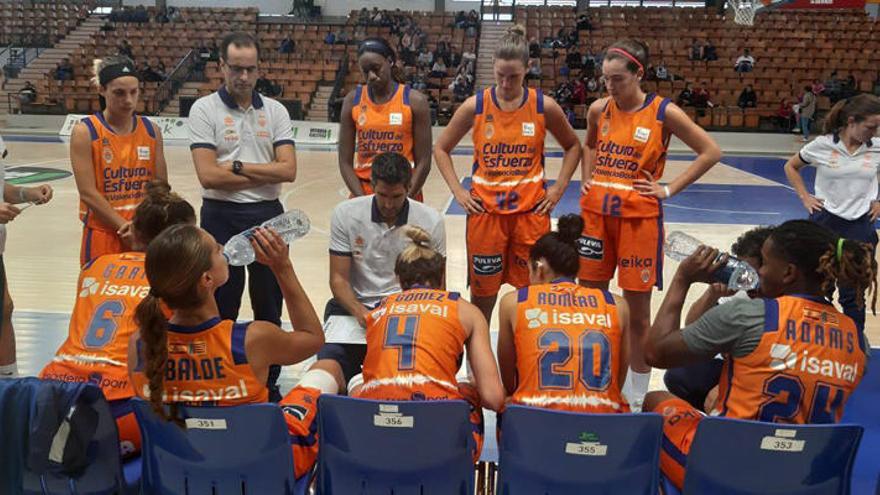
[
  {"xmin": 99, "ymin": 62, "xmax": 140, "ymax": 86},
  {"xmin": 837, "ymin": 238, "xmax": 845, "ymax": 262},
  {"xmin": 607, "ymin": 47, "xmax": 644, "ymax": 73},
  {"xmin": 358, "ymin": 39, "xmax": 395, "ymax": 61}
]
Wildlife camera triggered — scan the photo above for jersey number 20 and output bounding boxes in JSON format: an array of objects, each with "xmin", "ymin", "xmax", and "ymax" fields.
[{"xmin": 539, "ymin": 329, "xmax": 611, "ymax": 391}]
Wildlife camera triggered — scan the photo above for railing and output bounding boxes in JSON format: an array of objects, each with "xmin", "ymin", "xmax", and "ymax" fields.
[
  {"xmin": 327, "ymin": 53, "xmax": 349, "ymax": 122},
  {"xmin": 151, "ymin": 49, "xmax": 196, "ymax": 115}
]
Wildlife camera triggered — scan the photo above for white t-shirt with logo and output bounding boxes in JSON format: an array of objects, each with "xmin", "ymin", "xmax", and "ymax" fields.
[{"xmin": 799, "ymin": 134, "xmax": 880, "ymax": 220}]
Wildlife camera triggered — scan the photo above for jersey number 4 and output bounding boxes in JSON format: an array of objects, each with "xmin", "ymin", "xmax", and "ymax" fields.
[
  {"xmin": 538, "ymin": 329, "xmax": 612, "ymax": 391},
  {"xmin": 83, "ymin": 299, "xmax": 126, "ymax": 349},
  {"xmin": 384, "ymin": 315, "xmax": 420, "ymax": 370}
]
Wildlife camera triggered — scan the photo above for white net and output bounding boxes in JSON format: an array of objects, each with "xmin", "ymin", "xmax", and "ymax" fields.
[{"xmin": 730, "ymin": 0, "xmax": 759, "ymax": 25}]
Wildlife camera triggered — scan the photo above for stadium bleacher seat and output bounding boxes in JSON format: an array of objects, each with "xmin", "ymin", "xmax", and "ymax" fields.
[
  {"xmin": 497, "ymin": 405, "xmax": 663, "ymax": 495},
  {"xmin": 316, "ymin": 395, "xmax": 475, "ymax": 494},
  {"xmin": 0, "ymin": 378, "xmax": 138, "ymax": 495},
  {"xmin": 132, "ymin": 399, "xmax": 308, "ymax": 495},
  {"xmin": 664, "ymin": 417, "xmax": 863, "ymax": 495}
]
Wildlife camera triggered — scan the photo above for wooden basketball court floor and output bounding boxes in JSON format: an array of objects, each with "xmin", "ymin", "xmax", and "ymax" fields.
[{"xmin": 2, "ymin": 130, "xmax": 877, "ymax": 396}]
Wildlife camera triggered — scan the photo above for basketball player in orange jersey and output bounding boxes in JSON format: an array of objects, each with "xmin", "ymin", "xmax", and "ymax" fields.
[
  {"xmin": 579, "ymin": 39, "xmax": 721, "ymax": 410},
  {"xmin": 70, "ymin": 55, "xmax": 168, "ymax": 267},
  {"xmin": 129, "ymin": 225, "xmax": 340, "ymax": 480},
  {"xmin": 497, "ymin": 214, "xmax": 630, "ymax": 413},
  {"xmin": 349, "ymin": 226, "xmax": 505, "ymax": 459},
  {"xmin": 39, "ymin": 181, "xmax": 194, "ymax": 458},
  {"xmin": 339, "ymin": 38, "xmax": 432, "ymax": 199},
  {"xmin": 434, "ymin": 25, "xmax": 581, "ymax": 326},
  {"xmin": 644, "ymin": 220, "xmax": 873, "ymax": 489}
]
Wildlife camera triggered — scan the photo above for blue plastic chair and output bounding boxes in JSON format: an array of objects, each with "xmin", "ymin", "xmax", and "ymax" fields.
[
  {"xmin": 132, "ymin": 399, "xmax": 310, "ymax": 495},
  {"xmin": 316, "ymin": 395, "xmax": 476, "ymax": 495},
  {"xmin": 679, "ymin": 417, "xmax": 863, "ymax": 495},
  {"xmin": 496, "ymin": 405, "xmax": 663, "ymax": 495},
  {"xmin": 842, "ymin": 347, "xmax": 880, "ymax": 495},
  {"xmin": 0, "ymin": 378, "xmax": 136, "ymax": 495}
]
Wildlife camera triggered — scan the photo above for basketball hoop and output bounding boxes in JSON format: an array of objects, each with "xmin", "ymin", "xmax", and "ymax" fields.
[{"xmin": 730, "ymin": 0, "xmax": 759, "ymax": 26}]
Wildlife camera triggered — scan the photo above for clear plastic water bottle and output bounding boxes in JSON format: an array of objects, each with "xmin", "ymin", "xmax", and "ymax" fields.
[
  {"xmin": 223, "ymin": 209, "xmax": 311, "ymax": 266},
  {"xmin": 665, "ymin": 231, "xmax": 759, "ymax": 291}
]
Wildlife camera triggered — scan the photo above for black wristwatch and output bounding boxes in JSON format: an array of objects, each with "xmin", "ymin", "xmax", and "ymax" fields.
[{"xmin": 232, "ymin": 160, "xmax": 243, "ymax": 175}]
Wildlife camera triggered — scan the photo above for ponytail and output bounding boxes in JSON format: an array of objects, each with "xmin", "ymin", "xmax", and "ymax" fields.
[
  {"xmin": 822, "ymin": 94, "xmax": 880, "ymax": 135},
  {"xmin": 818, "ymin": 238, "xmax": 877, "ymax": 314},
  {"xmin": 395, "ymin": 226, "xmax": 444, "ymax": 289},
  {"xmin": 529, "ymin": 214, "xmax": 585, "ymax": 278},
  {"xmin": 495, "ymin": 24, "xmax": 529, "ymax": 66},
  {"xmin": 134, "ymin": 293, "xmax": 180, "ymax": 424}
]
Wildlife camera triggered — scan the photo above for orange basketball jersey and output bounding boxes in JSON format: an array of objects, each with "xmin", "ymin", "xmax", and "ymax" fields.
[
  {"xmin": 472, "ymin": 87, "xmax": 546, "ymax": 214},
  {"xmin": 582, "ymin": 94, "xmax": 671, "ymax": 218},
  {"xmin": 40, "ymin": 253, "xmax": 149, "ymax": 401},
  {"xmin": 359, "ymin": 288, "xmax": 467, "ymax": 401},
  {"xmin": 511, "ymin": 279, "xmax": 628, "ymax": 413},
  {"xmin": 714, "ymin": 295, "xmax": 866, "ymax": 423},
  {"xmin": 130, "ymin": 318, "xmax": 269, "ymax": 406},
  {"xmin": 351, "ymin": 83, "xmax": 415, "ymax": 181},
  {"xmin": 79, "ymin": 113, "xmax": 158, "ymax": 232}
]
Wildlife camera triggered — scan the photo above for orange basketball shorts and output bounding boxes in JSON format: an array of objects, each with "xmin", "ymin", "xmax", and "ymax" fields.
[
  {"xmin": 577, "ymin": 209, "xmax": 664, "ymax": 292},
  {"xmin": 280, "ymin": 385, "xmax": 323, "ymax": 480},
  {"xmin": 648, "ymin": 396, "xmax": 705, "ymax": 490},
  {"xmin": 466, "ymin": 211, "xmax": 550, "ymax": 297},
  {"xmin": 81, "ymin": 227, "xmax": 125, "ymax": 267}
]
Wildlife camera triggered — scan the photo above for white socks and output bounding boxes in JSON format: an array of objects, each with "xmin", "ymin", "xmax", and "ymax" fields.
[
  {"xmin": 623, "ymin": 369, "xmax": 652, "ymax": 413},
  {"xmin": 0, "ymin": 362, "xmax": 18, "ymax": 379}
]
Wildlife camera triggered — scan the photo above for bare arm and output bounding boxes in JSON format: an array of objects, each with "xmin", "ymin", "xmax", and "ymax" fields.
[
  {"xmin": 637, "ymin": 103, "xmax": 721, "ymax": 198},
  {"xmin": 496, "ymin": 290, "xmax": 518, "ymax": 396},
  {"xmin": 433, "ymin": 96, "xmax": 484, "ymax": 214},
  {"xmin": 580, "ymin": 99, "xmax": 605, "ymax": 194},
  {"xmin": 536, "ymin": 95, "xmax": 581, "ymax": 215},
  {"xmin": 783, "ymin": 153, "xmax": 824, "ymax": 214},
  {"xmin": 461, "ymin": 299, "xmax": 505, "ymax": 412},
  {"xmin": 338, "ymin": 92, "xmax": 365, "ymax": 196},
  {"xmin": 245, "ymin": 229, "xmax": 324, "ymax": 372},
  {"xmin": 151, "ymin": 122, "xmax": 168, "ymax": 181},
  {"xmin": 645, "ymin": 246, "xmax": 725, "ymax": 369},
  {"xmin": 408, "ymin": 89, "xmax": 433, "ymax": 198},
  {"xmin": 70, "ymin": 123, "xmax": 127, "ymax": 231},
  {"xmin": 329, "ymin": 254, "xmax": 369, "ymax": 326}
]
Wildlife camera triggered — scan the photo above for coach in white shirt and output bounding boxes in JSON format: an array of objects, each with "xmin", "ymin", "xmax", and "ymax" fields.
[
  {"xmin": 784, "ymin": 94, "xmax": 880, "ymax": 332},
  {"xmin": 189, "ymin": 32, "xmax": 296, "ymax": 401},
  {"xmin": 316, "ymin": 152, "xmax": 445, "ymax": 386}
]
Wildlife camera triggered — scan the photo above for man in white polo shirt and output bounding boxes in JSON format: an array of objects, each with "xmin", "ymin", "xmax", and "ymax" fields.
[
  {"xmin": 188, "ymin": 32, "xmax": 296, "ymax": 401},
  {"xmin": 317, "ymin": 152, "xmax": 445, "ymax": 386}
]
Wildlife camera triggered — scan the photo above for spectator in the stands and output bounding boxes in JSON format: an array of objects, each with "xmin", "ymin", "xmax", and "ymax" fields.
[
  {"xmin": 655, "ymin": 61, "xmax": 668, "ymax": 81},
  {"xmin": 738, "ymin": 85, "xmax": 757, "ymax": 109},
  {"xmin": 775, "ymin": 97, "xmax": 796, "ymax": 131},
  {"xmin": 436, "ymin": 36, "xmax": 451, "ymax": 65},
  {"xmin": 842, "ymin": 74, "xmax": 858, "ymax": 99},
  {"xmin": 572, "ymin": 77, "xmax": 586, "ymax": 105},
  {"xmin": 54, "ymin": 58, "xmax": 74, "ymax": 81},
  {"xmin": 324, "ymin": 31, "xmax": 335, "ymax": 45},
  {"xmin": 566, "ymin": 48, "xmax": 582, "ymax": 70},
  {"xmin": 118, "ymin": 39, "xmax": 134, "ymax": 59},
  {"xmin": 527, "ymin": 58, "xmax": 542, "ymax": 80},
  {"xmin": 256, "ymin": 73, "xmax": 281, "ymax": 97},
  {"xmin": 797, "ymin": 85, "xmax": 817, "ymax": 141},
  {"xmin": 689, "ymin": 39, "xmax": 703, "ymax": 61},
  {"xmin": 645, "ymin": 63, "xmax": 657, "ymax": 81},
  {"xmin": 133, "ymin": 5, "xmax": 149, "ymax": 23},
  {"xmin": 336, "ymin": 30, "xmax": 350, "ymax": 45},
  {"xmin": 734, "ymin": 48, "xmax": 755, "ymax": 74},
  {"xmin": 454, "ymin": 10, "xmax": 467, "ymax": 28},
  {"xmin": 209, "ymin": 40, "xmax": 219, "ymax": 61},
  {"xmin": 417, "ymin": 47, "xmax": 433, "ymax": 69},
  {"xmin": 677, "ymin": 83, "xmax": 694, "ymax": 107},
  {"xmin": 18, "ymin": 81, "xmax": 36, "ymax": 110},
  {"xmin": 692, "ymin": 82, "xmax": 713, "ymax": 109},
  {"xmin": 280, "ymin": 36, "xmax": 294, "ymax": 54},
  {"xmin": 357, "ymin": 8, "xmax": 370, "ymax": 26},
  {"xmin": 586, "ymin": 75, "xmax": 599, "ymax": 93},
  {"xmin": 554, "ymin": 78, "xmax": 573, "ymax": 105},
  {"xmin": 824, "ymin": 71, "xmax": 842, "ymax": 102},
  {"xmin": 811, "ymin": 79, "xmax": 825, "ymax": 96},
  {"xmin": 703, "ymin": 40, "xmax": 718, "ymax": 61},
  {"xmin": 529, "ymin": 37, "xmax": 541, "ymax": 59},
  {"xmin": 430, "ymin": 58, "xmax": 447, "ymax": 78},
  {"xmin": 577, "ymin": 12, "xmax": 592, "ymax": 31},
  {"xmin": 449, "ymin": 45, "xmax": 462, "ymax": 69}
]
